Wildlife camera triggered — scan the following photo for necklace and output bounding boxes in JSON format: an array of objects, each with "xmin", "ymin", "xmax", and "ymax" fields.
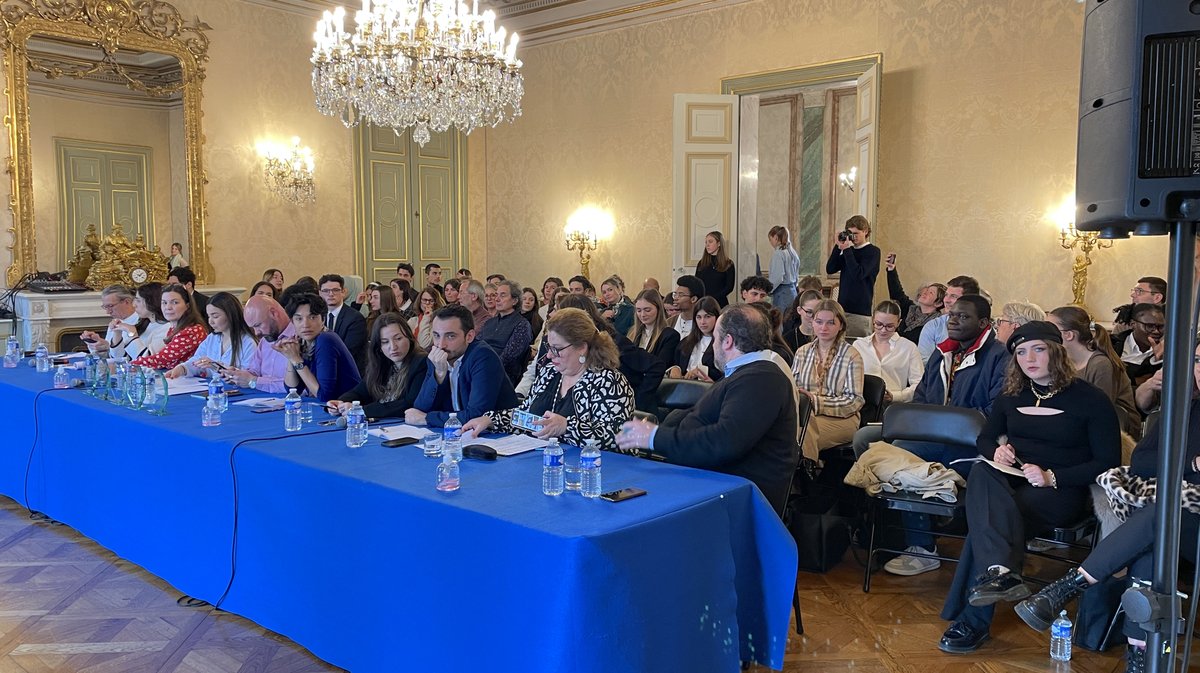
[{"xmin": 1031, "ymin": 383, "xmax": 1058, "ymax": 407}]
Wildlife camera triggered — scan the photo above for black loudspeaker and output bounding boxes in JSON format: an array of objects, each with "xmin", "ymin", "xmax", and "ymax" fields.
[{"xmin": 1076, "ymin": 0, "xmax": 1200, "ymax": 235}]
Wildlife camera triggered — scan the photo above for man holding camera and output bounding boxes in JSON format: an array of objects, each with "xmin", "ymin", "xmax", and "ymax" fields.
[{"xmin": 825, "ymin": 215, "xmax": 880, "ymax": 337}]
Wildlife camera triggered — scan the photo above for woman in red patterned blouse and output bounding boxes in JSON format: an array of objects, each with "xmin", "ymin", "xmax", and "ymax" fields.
[{"xmin": 132, "ymin": 283, "xmax": 208, "ymax": 370}]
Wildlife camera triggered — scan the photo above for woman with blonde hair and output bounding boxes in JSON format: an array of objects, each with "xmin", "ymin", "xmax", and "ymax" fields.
[
  {"xmin": 628, "ymin": 288, "xmax": 679, "ymax": 368},
  {"xmin": 792, "ymin": 299, "xmax": 865, "ymax": 461},
  {"xmin": 1048, "ymin": 305, "xmax": 1140, "ymax": 438},
  {"xmin": 463, "ymin": 307, "xmax": 635, "ymax": 451},
  {"xmin": 600, "ymin": 275, "xmax": 634, "ymax": 335},
  {"xmin": 994, "ymin": 301, "xmax": 1046, "ymax": 346},
  {"xmin": 695, "ymin": 230, "xmax": 736, "ymax": 307},
  {"xmin": 767, "ymin": 225, "xmax": 800, "ymax": 310}
]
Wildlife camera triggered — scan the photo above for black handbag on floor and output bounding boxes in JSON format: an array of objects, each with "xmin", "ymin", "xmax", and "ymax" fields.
[{"xmin": 787, "ymin": 483, "xmax": 854, "ymax": 573}]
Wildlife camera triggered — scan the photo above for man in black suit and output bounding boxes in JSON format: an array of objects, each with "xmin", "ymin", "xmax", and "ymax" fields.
[
  {"xmin": 167, "ymin": 266, "xmax": 209, "ymax": 329},
  {"xmin": 616, "ymin": 304, "xmax": 798, "ymax": 513},
  {"xmin": 318, "ymin": 274, "xmax": 368, "ymax": 374}
]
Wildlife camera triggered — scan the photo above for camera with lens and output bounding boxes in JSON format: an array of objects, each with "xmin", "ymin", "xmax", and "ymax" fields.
[{"xmin": 837, "ymin": 229, "xmax": 853, "ymax": 243}]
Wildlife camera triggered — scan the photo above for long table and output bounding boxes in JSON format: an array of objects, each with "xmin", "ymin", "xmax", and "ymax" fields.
[{"xmin": 2, "ymin": 364, "xmax": 797, "ymax": 671}]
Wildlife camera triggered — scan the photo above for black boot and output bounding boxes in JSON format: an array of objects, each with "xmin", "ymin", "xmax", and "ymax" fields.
[
  {"xmin": 1014, "ymin": 567, "xmax": 1089, "ymax": 631},
  {"xmin": 1125, "ymin": 644, "xmax": 1146, "ymax": 673}
]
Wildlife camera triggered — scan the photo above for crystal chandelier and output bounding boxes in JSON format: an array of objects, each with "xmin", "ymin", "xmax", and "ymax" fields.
[
  {"xmin": 311, "ymin": 0, "xmax": 524, "ymax": 146},
  {"xmin": 262, "ymin": 137, "xmax": 316, "ymax": 205}
]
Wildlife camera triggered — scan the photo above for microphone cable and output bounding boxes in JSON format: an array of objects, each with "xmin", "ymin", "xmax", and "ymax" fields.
[{"xmin": 212, "ymin": 425, "xmax": 342, "ymax": 612}]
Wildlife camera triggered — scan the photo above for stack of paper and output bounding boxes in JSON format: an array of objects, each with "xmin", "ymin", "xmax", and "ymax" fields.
[
  {"xmin": 232, "ymin": 397, "xmax": 286, "ymax": 410},
  {"xmin": 368, "ymin": 424, "xmax": 428, "ymax": 440}
]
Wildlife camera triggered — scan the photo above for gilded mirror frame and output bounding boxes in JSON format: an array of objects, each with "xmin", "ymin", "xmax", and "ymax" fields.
[{"xmin": 0, "ymin": 0, "xmax": 210, "ymax": 286}]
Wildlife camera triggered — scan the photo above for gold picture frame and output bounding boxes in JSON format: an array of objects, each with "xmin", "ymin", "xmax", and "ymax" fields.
[{"xmin": 0, "ymin": 0, "xmax": 210, "ymax": 286}]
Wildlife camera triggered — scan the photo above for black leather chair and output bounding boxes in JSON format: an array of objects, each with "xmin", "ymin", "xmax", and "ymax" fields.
[
  {"xmin": 654, "ymin": 378, "xmax": 711, "ymax": 422},
  {"xmin": 861, "ymin": 403, "xmax": 985, "ymax": 592},
  {"xmin": 818, "ymin": 374, "xmax": 886, "ymax": 463}
]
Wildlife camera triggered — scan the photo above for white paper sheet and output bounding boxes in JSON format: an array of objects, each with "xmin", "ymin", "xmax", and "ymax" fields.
[{"xmin": 949, "ymin": 455, "xmax": 1025, "ymax": 478}]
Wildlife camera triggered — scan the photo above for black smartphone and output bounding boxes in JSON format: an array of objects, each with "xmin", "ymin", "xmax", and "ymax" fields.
[
  {"xmin": 600, "ymin": 487, "xmax": 647, "ymax": 503},
  {"xmin": 381, "ymin": 437, "xmax": 420, "ymax": 447},
  {"xmin": 251, "ymin": 407, "xmax": 282, "ymax": 414},
  {"xmin": 80, "ymin": 336, "xmax": 97, "ymax": 344}
]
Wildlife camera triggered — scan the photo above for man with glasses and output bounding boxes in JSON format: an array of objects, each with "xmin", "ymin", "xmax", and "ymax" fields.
[
  {"xmin": 477, "ymin": 280, "xmax": 533, "ymax": 385},
  {"xmin": 406, "ymin": 304, "xmax": 517, "ymax": 427},
  {"xmin": 670, "ymin": 275, "xmax": 705, "ymax": 339},
  {"xmin": 1129, "ymin": 276, "xmax": 1166, "ymax": 305},
  {"xmin": 1115, "ymin": 303, "xmax": 1165, "ymax": 389},
  {"xmin": 81, "ymin": 285, "xmax": 138, "ymax": 357},
  {"xmin": 318, "ymin": 273, "xmax": 367, "ymax": 375}
]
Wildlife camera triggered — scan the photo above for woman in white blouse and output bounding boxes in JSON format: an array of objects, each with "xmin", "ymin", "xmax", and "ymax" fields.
[
  {"xmin": 851, "ymin": 300, "xmax": 924, "ymax": 405},
  {"xmin": 666, "ymin": 296, "xmax": 722, "ymax": 382},
  {"xmin": 165, "ymin": 292, "xmax": 257, "ymax": 379},
  {"xmin": 108, "ymin": 282, "xmax": 171, "ymax": 360}
]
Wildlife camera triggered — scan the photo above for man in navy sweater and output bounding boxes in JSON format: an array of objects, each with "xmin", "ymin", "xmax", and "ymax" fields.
[
  {"xmin": 406, "ymin": 304, "xmax": 517, "ymax": 428},
  {"xmin": 825, "ymin": 215, "xmax": 880, "ymax": 337}
]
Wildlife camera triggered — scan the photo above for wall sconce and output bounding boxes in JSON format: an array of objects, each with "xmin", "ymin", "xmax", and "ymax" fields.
[
  {"xmin": 838, "ymin": 166, "xmax": 857, "ymax": 192},
  {"xmin": 259, "ymin": 137, "xmax": 316, "ymax": 205},
  {"xmin": 1052, "ymin": 194, "xmax": 1112, "ymax": 306},
  {"xmin": 564, "ymin": 205, "xmax": 615, "ymax": 279}
]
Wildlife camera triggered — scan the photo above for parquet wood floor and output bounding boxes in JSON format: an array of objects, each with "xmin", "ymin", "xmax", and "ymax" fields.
[{"xmin": 0, "ymin": 495, "xmax": 1156, "ymax": 672}]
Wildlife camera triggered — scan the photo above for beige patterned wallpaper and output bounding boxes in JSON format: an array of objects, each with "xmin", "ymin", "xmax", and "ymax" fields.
[{"xmin": 471, "ymin": 0, "xmax": 1168, "ymax": 317}]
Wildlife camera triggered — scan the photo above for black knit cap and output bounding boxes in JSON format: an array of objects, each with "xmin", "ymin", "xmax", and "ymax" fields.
[{"xmin": 1006, "ymin": 320, "xmax": 1063, "ymax": 353}]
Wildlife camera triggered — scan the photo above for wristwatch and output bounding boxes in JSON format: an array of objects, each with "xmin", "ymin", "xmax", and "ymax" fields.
[
  {"xmin": 249, "ymin": 377, "xmax": 257, "ymax": 390},
  {"xmin": 292, "ymin": 361, "xmax": 307, "ymax": 372}
]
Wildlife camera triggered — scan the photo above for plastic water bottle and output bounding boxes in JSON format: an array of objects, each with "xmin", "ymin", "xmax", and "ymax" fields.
[
  {"xmin": 3, "ymin": 335, "xmax": 19, "ymax": 368},
  {"xmin": 284, "ymin": 388, "xmax": 302, "ymax": 432},
  {"xmin": 346, "ymin": 401, "xmax": 368, "ymax": 448},
  {"xmin": 207, "ymin": 376, "xmax": 228, "ymax": 412},
  {"xmin": 580, "ymin": 439, "xmax": 602, "ymax": 498},
  {"xmin": 53, "ymin": 365, "xmax": 69, "ymax": 389},
  {"xmin": 443, "ymin": 412, "xmax": 463, "ymax": 462},
  {"xmin": 543, "ymin": 437, "xmax": 564, "ymax": 496},
  {"xmin": 1050, "ymin": 609, "xmax": 1072, "ymax": 661},
  {"xmin": 436, "ymin": 451, "xmax": 460, "ymax": 491},
  {"xmin": 34, "ymin": 342, "xmax": 50, "ymax": 372}
]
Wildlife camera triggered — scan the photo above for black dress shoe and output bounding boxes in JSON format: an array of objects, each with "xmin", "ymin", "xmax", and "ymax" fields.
[
  {"xmin": 938, "ymin": 621, "xmax": 990, "ymax": 654},
  {"xmin": 968, "ymin": 567, "xmax": 1031, "ymax": 607}
]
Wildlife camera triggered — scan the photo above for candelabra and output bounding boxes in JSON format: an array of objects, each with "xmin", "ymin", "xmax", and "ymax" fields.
[
  {"xmin": 564, "ymin": 205, "xmax": 614, "ymax": 279},
  {"xmin": 1061, "ymin": 222, "xmax": 1113, "ymax": 306},
  {"xmin": 311, "ymin": 0, "xmax": 524, "ymax": 146},
  {"xmin": 262, "ymin": 137, "xmax": 316, "ymax": 205},
  {"xmin": 838, "ymin": 166, "xmax": 857, "ymax": 192}
]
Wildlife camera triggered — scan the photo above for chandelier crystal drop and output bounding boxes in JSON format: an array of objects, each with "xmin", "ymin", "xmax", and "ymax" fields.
[{"xmin": 311, "ymin": 0, "xmax": 524, "ymax": 146}]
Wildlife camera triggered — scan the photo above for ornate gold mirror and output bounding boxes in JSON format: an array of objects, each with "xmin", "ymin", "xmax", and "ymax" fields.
[{"xmin": 0, "ymin": 0, "xmax": 210, "ymax": 287}]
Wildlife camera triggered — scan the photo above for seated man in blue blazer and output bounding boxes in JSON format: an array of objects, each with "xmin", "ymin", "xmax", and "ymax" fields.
[{"xmin": 406, "ymin": 303, "xmax": 518, "ymax": 428}]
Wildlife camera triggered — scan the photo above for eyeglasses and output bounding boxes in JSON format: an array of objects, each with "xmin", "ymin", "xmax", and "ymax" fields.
[
  {"xmin": 1133, "ymin": 319, "xmax": 1165, "ymax": 332},
  {"xmin": 546, "ymin": 342, "xmax": 575, "ymax": 357},
  {"xmin": 675, "ymin": 292, "xmax": 692, "ymax": 299},
  {"xmin": 1130, "ymin": 287, "xmax": 1151, "ymax": 296},
  {"xmin": 993, "ymin": 318, "xmax": 1015, "ymax": 327},
  {"xmin": 800, "ymin": 308, "xmax": 814, "ymax": 317},
  {"xmin": 872, "ymin": 321, "xmax": 898, "ymax": 331},
  {"xmin": 100, "ymin": 302, "xmax": 123, "ymax": 311}
]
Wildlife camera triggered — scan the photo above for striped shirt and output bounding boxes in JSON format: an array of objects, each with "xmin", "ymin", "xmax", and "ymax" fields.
[{"xmin": 792, "ymin": 339, "xmax": 865, "ymax": 418}]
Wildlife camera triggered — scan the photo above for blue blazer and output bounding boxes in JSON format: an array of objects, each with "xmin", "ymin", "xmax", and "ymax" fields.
[{"xmin": 414, "ymin": 340, "xmax": 518, "ymax": 427}]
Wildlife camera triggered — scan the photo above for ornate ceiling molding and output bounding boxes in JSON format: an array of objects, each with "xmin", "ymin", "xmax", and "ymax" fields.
[{"xmin": 239, "ymin": 0, "xmax": 750, "ymax": 46}]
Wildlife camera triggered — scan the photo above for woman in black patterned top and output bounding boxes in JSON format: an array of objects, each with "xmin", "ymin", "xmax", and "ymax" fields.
[{"xmin": 463, "ymin": 308, "xmax": 635, "ymax": 452}]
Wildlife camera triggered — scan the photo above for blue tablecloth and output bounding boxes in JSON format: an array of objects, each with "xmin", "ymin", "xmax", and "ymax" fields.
[{"xmin": 1, "ymin": 365, "xmax": 797, "ymax": 671}]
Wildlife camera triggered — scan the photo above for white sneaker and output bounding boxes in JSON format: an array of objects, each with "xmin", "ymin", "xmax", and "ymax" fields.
[{"xmin": 883, "ymin": 546, "xmax": 941, "ymax": 576}]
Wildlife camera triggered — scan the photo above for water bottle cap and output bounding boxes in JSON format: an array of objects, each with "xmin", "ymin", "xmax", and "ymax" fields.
[{"xmin": 1059, "ymin": 610, "xmax": 1067, "ymax": 617}]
